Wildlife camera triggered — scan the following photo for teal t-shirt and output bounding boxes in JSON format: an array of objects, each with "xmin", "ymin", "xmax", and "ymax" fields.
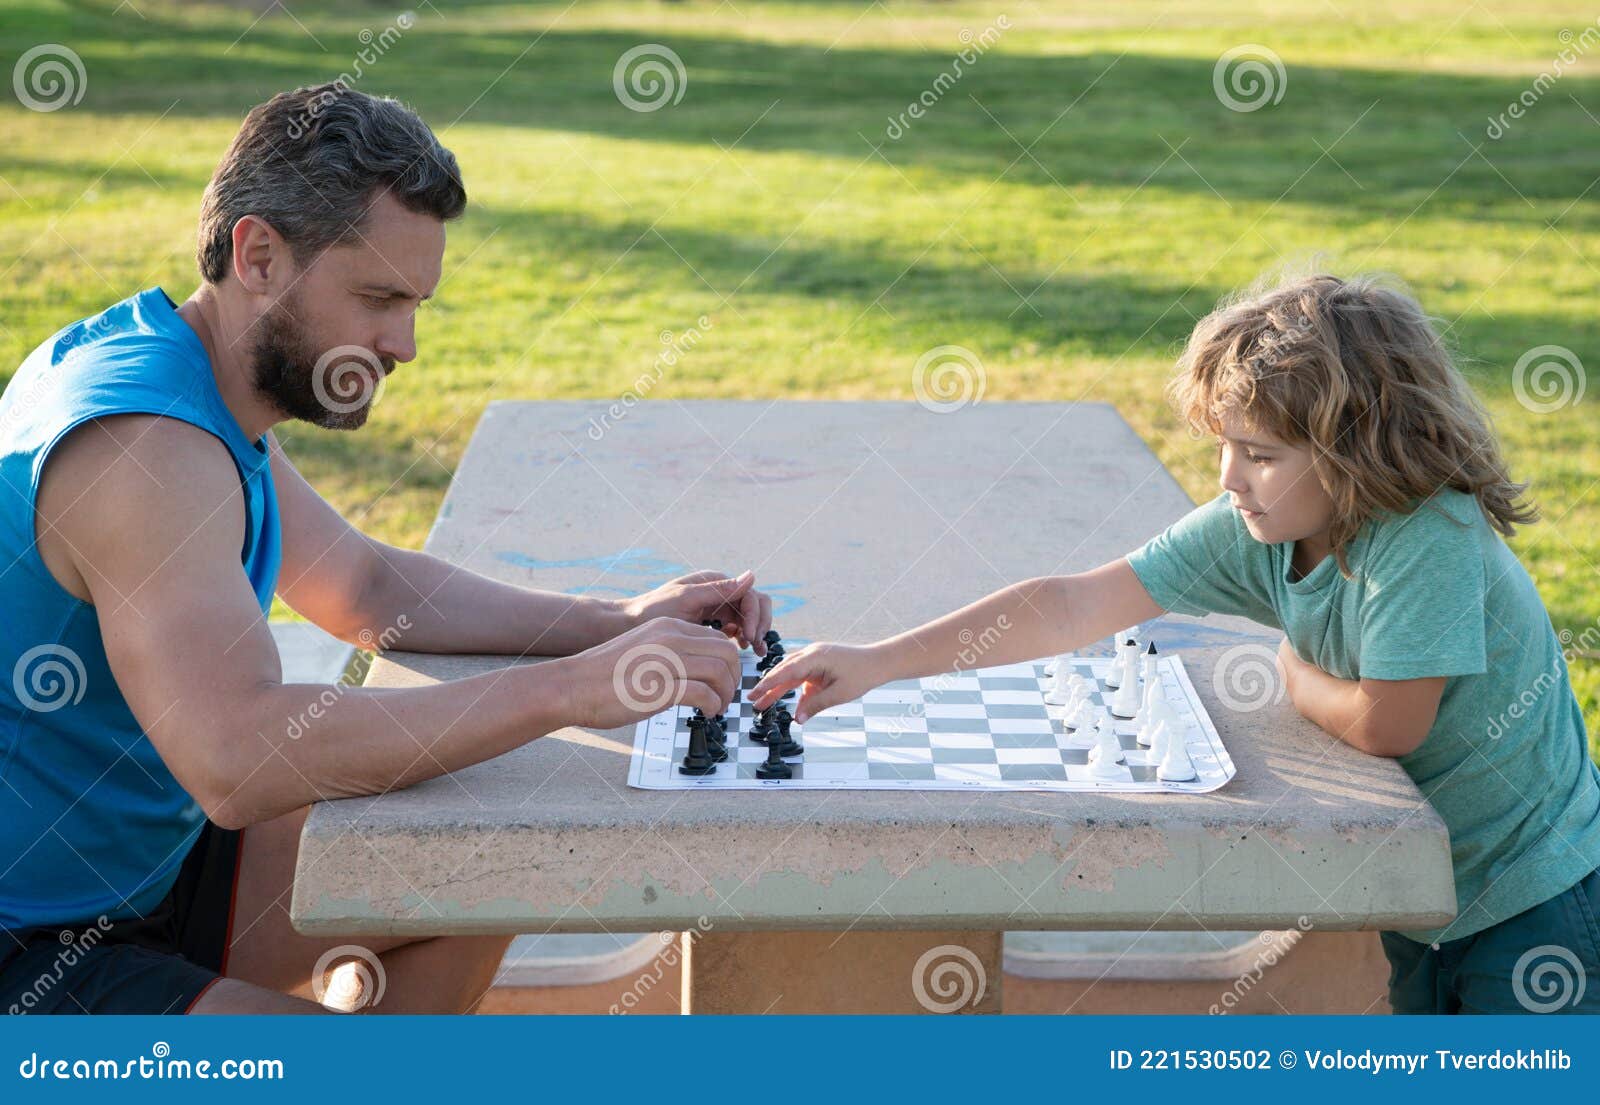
[{"xmin": 1127, "ymin": 489, "xmax": 1600, "ymax": 943}]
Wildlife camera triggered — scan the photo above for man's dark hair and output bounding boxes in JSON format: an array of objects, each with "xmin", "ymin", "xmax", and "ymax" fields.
[{"xmin": 197, "ymin": 83, "xmax": 466, "ymax": 283}]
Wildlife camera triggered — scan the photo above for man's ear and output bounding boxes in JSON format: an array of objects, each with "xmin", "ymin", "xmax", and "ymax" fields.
[{"xmin": 230, "ymin": 214, "xmax": 290, "ymax": 295}]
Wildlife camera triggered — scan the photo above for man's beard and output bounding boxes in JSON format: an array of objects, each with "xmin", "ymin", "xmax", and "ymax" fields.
[{"xmin": 249, "ymin": 294, "xmax": 391, "ymax": 431}]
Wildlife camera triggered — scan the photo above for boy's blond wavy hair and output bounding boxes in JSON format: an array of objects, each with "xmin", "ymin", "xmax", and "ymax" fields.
[{"xmin": 1170, "ymin": 272, "xmax": 1537, "ymax": 575}]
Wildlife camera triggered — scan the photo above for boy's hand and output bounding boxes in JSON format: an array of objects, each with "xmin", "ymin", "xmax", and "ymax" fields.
[
  {"xmin": 748, "ymin": 642, "xmax": 890, "ymax": 722},
  {"xmin": 621, "ymin": 569, "xmax": 773, "ymax": 654},
  {"xmin": 1276, "ymin": 637, "xmax": 1305, "ymax": 708}
]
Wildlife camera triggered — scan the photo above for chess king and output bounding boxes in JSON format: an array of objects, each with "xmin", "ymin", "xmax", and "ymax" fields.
[
  {"xmin": 754, "ymin": 272, "xmax": 1600, "ymax": 1016},
  {"xmin": 0, "ymin": 84, "xmax": 772, "ymax": 1015}
]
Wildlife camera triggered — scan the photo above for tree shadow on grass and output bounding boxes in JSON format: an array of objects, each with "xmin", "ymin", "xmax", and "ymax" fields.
[{"xmin": 5, "ymin": 5, "xmax": 1594, "ymax": 221}]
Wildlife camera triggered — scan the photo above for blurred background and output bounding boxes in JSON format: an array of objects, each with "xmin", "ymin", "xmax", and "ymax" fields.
[{"xmin": 1, "ymin": 0, "xmax": 1594, "ymax": 757}]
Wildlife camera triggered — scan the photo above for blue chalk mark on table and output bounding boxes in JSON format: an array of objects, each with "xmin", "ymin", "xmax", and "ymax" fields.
[{"xmin": 497, "ymin": 547, "xmax": 808, "ymax": 617}]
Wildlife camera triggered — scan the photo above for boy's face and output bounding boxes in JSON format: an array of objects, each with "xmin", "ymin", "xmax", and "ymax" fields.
[{"xmin": 1215, "ymin": 412, "xmax": 1335, "ymax": 548}]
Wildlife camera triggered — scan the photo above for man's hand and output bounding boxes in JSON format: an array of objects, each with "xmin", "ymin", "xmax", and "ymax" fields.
[
  {"xmin": 748, "ymin": 642, "xmax": 891, "ymax": 723},
  {"xmin": 554, "ymin": 617, "xmax": 742, "ymax": 730},
  {"xmin": 621, "ymin": 570, "xmax": 773, "ymax": 654}
]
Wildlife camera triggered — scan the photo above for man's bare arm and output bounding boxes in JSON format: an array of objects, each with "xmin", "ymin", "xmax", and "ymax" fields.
[
  {"xmin": 270, "ymin": 437, "xmax": 772, "ymax": 657},
  {"xmin": 269, "ymin": 435, "xmax": 630, "ymax": 654},
  {"xmin": 39, "ymin": 415, "xmax": 740, "ymax": 829}
]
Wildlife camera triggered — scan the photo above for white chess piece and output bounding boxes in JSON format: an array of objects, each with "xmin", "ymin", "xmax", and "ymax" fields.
[
  {"xmin": 1138, "ymin": 690, "xmax": 1176, "ymax": 747},
  {"xmin": 1157, "ymin": 727, "xmax": 1197, "ymax": 782},
  {"xmin": 1146, "ymin": 718, "xmax": 1170, "ymax": 764},
  {"xmin": 1107, "ymin": 635, "xmax": 1139, "ymax": 691},
  {"xmin": 1140, "ymin": 642, "xmax": 1159, "ymax": 692},
  {"xmin": 1044, "ymin": 661, "xmax": 1077, "ymax": 704},
  {"xmin": 1063, "ymin": 698, "xmax": 1098, "ymax": 744},
  {"xmin": 1059, "ymin": 678, "xmax": 1090, "ymax": 716},
  {"xmin": 1110, "ymin": 663, "xmax": 1142, "ymax": 719},
  {"xmin": 1089, "ymin": 716, "xmax": 1125, "ymax": 778}
]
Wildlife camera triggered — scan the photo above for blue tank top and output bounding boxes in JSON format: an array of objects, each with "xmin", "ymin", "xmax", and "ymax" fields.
[{"xmin": 0, "ymin": 288, "xmax": 281, "ymax": 931}]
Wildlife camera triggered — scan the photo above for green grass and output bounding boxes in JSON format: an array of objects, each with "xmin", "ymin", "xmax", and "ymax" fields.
[{"xmin": 1, "ymin": 0, "xmax": 1596, "ymax": 757}]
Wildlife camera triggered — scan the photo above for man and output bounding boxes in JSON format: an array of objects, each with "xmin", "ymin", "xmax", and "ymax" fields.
[{"xmin": 0, "ymin": 84, "xmax": 767, "ymax": 1014}]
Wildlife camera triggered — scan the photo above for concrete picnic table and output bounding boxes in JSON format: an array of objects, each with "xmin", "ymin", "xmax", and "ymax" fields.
[{"xmin": 289, "ymin": 401, "xmax": 1455, "ymax": 1013}]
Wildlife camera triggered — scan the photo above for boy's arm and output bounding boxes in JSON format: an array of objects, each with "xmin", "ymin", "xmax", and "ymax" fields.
[
  {"xmin": 1277, "ymin": 640, "xmax": 1443, "ymax": 758},
  {"xmin": 751, "ymin": 559, "xmax": 1163, "ymax": 721}
]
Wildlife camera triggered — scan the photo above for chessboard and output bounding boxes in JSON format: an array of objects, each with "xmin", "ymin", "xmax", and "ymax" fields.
[{"xmin": 626, "ymin": 652, "xmax": 1235, "ymax": 793}]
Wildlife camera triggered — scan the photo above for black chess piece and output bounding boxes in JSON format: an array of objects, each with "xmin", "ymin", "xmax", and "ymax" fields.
[
  {"xmin": 770, "ymin": 703, "xmax": 803, "ymax": 758},
  {"xmin": 679, "ymin": 714, "xmax": 717, "ymax": 776},
  {"xmin": 756, "ymin": 629, "xmax": 785, "ymax": 674},
  {"xmin": 749, "ymin": 704, "xmax": 778, "ymax": 745},
  {"xmin": 707, "ymin": 712, "xmax": 729, "ymax": 763},
  {"xmin": 754, "ymin": 729, "xmax": 792, "ymax": 780}
]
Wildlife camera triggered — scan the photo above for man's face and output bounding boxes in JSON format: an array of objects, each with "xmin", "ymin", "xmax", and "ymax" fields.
[
  {"xmin": 1215, "ymin": 410, "xmax": 1336, "ymax": 548},
  {"xmin": 250, "ymin": 192, "xmax": 445, "ymax": 430}
]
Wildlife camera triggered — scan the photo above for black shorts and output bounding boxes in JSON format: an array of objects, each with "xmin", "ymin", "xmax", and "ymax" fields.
[{"xmin": 0, "ymin": 821, "xmax": 241, "ymax": 1014}]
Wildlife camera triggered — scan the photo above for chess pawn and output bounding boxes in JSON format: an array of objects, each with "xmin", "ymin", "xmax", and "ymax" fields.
[
  {"xmin": 1044, "ymin": 661, "xmax": 1077, "ymax": 704},
  {"xmin": 1089, "ymin": 717, "xmax": 1125, "ymax": 778},
  {"xmin": 1157, "ymin": 726, "xmax": 1197, "ymax": 782},
  {"xmin": 1063, "ymin": 676, "xmax": 1091, "ymax": 713},
  {"xmin": 1138, "ymin": 692, "xmax": 1176, "ymax": 747},
  {"xmin": 1064, "ymin": 695, "xmax": 1096, "ymax": 731}
]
